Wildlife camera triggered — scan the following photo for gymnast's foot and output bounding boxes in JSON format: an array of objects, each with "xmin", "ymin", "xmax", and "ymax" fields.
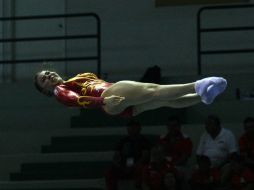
[
  {"xmin": 201, "ymin": 77, "xmax": 227, "ymax": 104},
  {"xmin": 195, "ymin": 77, "xmax": 218, "ymax": 97}
]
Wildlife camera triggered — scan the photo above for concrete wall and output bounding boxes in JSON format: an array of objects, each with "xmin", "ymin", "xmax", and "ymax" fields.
[
  {"xmin": 1, "ymin": 0, "xmax": 254, "ymax": 80},
  {"xmin": 0, "ymin": 0, "xmax": 252, "ymax": 155}
]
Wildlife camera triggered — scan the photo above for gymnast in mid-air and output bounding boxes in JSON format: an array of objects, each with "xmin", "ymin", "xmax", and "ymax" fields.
[{"xmin": 34, "ymin": 71, "xmax": 227, "ymax": 117}]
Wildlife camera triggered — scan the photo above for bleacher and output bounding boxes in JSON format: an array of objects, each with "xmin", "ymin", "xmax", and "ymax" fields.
[{"xmin": 0, "ymin": 123, "xmax": 166, "ymax": 190}]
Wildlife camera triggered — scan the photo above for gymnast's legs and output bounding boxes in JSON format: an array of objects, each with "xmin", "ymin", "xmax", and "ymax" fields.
[
  {"xmin": 102, "ymin": 80, "xmax": 196, "ymax": 102},
  {"xmin": 101, "ymin": 77, "xmax": 227, "ymax": 115},
  {"xmin": 132, "ymin": 93, "xmax": 200, "ymax": 116}
]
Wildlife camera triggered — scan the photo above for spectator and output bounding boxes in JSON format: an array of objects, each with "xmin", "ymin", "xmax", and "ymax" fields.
[
  {"xmin": 221, "ymin": 154, "xmax": 254, "ymax": 190},
  {"xmin": 196, "ymin": 115, "xmax": 238, "ymax": 168},
  {"xmin": 189, "ymin": 155, "xmax": 220, "ymax": 190},
  {"xmin": 105, "ymin": 120, "xmax": 150, "ymax": 190},
  {"xmin": 158, "ymin": 116, "xmax": 193, "ymax": 166},
  {"xmin": 239, "ymin": 117, "xmax": 254, "ymax": 170},
  {"xmin": 142, "ymin": 146, "xmax": 181, "ymax": 190},
  {"xmin": 163, "ymin": 171, "xmax": 178, "ymax": 190}
]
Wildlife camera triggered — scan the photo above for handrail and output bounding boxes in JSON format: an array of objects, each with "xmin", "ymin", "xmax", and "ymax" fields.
[
  {"xmin": 197, "ymin": 4, "xmax": 254, "ymax": 75},
  {"xmin": 0, "ymin": 12, "xmax": 101, "ymax": 77}
]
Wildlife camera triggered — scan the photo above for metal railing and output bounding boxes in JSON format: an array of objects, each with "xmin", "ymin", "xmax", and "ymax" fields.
[
  {"xmin": 0, "ymin": 12, "xmax": 101, "ymax": 77},
  {"xmin": 197, "ymin": 4, "xmax": 254, "ymax": 75}
]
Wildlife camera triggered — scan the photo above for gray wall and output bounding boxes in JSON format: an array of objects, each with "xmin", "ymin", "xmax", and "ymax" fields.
[
  {"xmin": 66, "ymin": 0, "xmax": 254, "ymax": 80},
  {"xmin": 1, "ymin": 0, "xmax": 254, "ymax": 79},
  {"xmin": 66, "ymin": 0, "xmax": 201, "ymax": 80},
  {"xmin": 0, "ymin": 0, "xmax": 253, "ymax": 155}
]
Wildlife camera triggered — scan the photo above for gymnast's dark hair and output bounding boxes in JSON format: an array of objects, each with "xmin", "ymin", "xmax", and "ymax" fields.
[{"xmin": 34, "ymin": 72, "xmax": 54, "ymax": 97}]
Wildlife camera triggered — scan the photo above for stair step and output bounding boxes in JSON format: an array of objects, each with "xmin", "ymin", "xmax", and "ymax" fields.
[
  {"xmin": 41, "ymin": 135, "xmax": 158, "ymax": 153},
  {"xmin": 10, "ymin": 172, "xmax": 103, "ymax": 180},
  {"xmin": 11, "ymin": 161, "xmax": 110, "ymax": 181},
  {"xmin": 0, "ymin": 179, "xmax": 105, "ymax": 189},
  {"xmin": 71, "ymin": 108, "xmax": 185, "ymax": 127},
  {"xmin": 1, "ymin": 189, "xmax": 100, "ymax": 190}
]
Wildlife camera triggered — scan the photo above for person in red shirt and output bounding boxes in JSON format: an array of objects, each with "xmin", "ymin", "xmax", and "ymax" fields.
[
  {"xmin": 189, "ymin": 155, "xmax": 220, "ymax": 190},
  {"xmin": 163, "ymin": 172, "xmax": 178, "ymax": 190},
  {"xmin": 221, "ymin": 154, "xmax": 254, "ymax": 190},
  {"xmin": 34, "ymin": 70, "xmax": 227, "ymax": 117},
  {"xmin": 239, "ymin": 117, "xmax": 254, "ymax": 170},
  {"xmin": 142, "ymin": 146, "xmax": 181, "ymax": 190},
  {"xmin": 158, "ymin": 116, "xmax": 193, "ymax": 166}
]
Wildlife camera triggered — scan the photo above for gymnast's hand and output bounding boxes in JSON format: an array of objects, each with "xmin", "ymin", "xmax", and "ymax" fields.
[{"xmin": 103, "ymin": 95, "xmax": 125, "ymax": 106}]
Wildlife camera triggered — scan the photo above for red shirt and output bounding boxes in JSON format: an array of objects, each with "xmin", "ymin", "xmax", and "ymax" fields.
[
  {"xmin": 239, "ymin": 134, "xmax": 254, "ymax": 159},
  {"xmin": 54, "ymin": 73, "xmax": 112, "ymax": 108},
  {"xmin": 158, "ymin": 132, "xmax": 192, "ymax": 164},
  {"xmin": 230, "ymin": 168, "xmax": 254, "ymax": 190},
  {"xmin": 190, "ymin": 167, "xmax": 220, "ymax": 185},
  {"xmin": 143, "ymin": 160, "xmax": 177, "ymax": 190}
]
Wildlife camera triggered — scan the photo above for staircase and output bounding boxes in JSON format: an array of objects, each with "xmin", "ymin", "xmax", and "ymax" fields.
[{"xmin": 0, "ymin": 125, "xmax": 162, "ymax": 190}]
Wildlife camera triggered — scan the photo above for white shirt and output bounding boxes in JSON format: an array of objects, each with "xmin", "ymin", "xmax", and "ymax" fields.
[{"xmin": 196, "ymin": 128, "xmax": 238, "ymax": 167}]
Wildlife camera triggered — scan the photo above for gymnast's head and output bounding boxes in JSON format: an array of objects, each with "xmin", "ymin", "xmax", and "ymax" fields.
[{"xmin": 34, "ymin": 70, "xmax": 64, "ymax": 96}]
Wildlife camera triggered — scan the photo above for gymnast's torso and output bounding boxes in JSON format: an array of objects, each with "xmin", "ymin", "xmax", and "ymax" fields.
[
  {"xmin": 63, "ymin": 72, "xmax": 112, "ymax": 97},
  {"xmin": 53, "ymin": 73, "xmax": 112, "ymax": 108},
  {"xmin": 53, "ymin": 72, "xmax": 133, "ymax": 117}
]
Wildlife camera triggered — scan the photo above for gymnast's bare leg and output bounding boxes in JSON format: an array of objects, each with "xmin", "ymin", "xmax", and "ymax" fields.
[
  {"xmin": 132, "ymin": 93, "xmax": 201, "ymax": 116},
  {"xmin": 102, "ymin": 77, "xmax": 227, "ymax": 115},
  {"xmin": 101, "ymin": 81, "xmax": 197, "ymax": 114}
]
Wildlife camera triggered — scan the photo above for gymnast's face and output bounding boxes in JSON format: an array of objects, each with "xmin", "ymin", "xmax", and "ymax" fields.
[{"xmin": 36, "ymin": 71, "xmax": 63, "ymax": 95}]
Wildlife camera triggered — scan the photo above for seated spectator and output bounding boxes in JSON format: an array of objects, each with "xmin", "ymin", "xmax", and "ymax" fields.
[
  {"xmin": 189, "ymin": 155, "xmax": 220, "ymax": 190},
  {"xmin": 158, "ymin": 116, "xmax": 193, "ymax": 166},
  {"xmin": 221, "ymin": 154, "xmax": 254, "ymax": 190},
  {"xmin": 196, "ymin": 115, "xmax": 238, "ymax": 168},
  {"xmin": 239, "ymin": 117, "xmax": 254, "ymax": 170},
  {"xmin": 142, "ymin": 146, "xmax": 181, "ymax": 190},
  {"xmin": 163, "ymin": 171, "xmax": 178, "ymax": 190},
  {"xmin": 105, "ymin": 120, "xmax": 150, "ymax": 190}
]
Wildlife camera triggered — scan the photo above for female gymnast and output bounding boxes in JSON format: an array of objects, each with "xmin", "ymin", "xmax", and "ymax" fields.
[{"xmin": 34, "ymin": 71, "xmax": 227, "ymax": 117}]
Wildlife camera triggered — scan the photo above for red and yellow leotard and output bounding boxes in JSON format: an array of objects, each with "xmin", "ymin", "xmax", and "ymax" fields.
[{"xmin": 53, "ymin": 73, "xmax": 112, "ymax": 108}]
